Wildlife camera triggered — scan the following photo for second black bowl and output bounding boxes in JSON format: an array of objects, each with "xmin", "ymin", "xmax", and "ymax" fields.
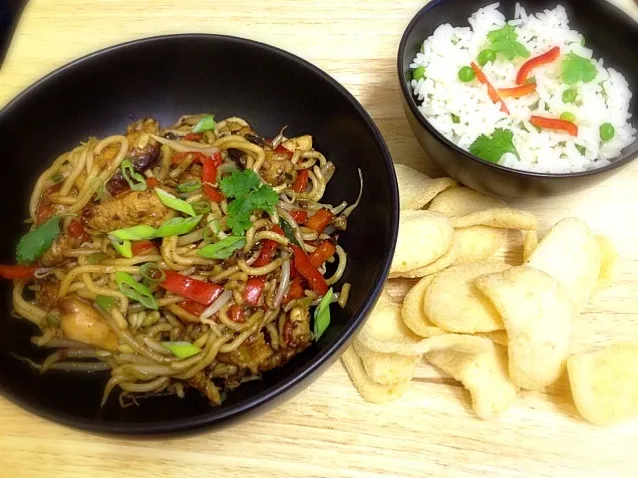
[
  {"xmin": 0, "ymin": 34, "xmax": 398, "ymax": 434},
  {"xmin": 398, "ymin": 0, "xmax": 638, "ymax": 198}
]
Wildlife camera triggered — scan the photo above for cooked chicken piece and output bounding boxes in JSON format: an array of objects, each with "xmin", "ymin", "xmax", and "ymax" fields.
[
  {"xmin": 282, "ymin": 306, "xmax": 312, "ymax": 349},
  {"xmin": 58, "ymin": 296, "xmax": 118, "ymax": 351},
  {"xmin": 281, "ymin": 135, "xmax": 313, "ymax": 152},
  {"xmin": 105, "ymin": 117, "xmax": 161, "ymax": 196},
  {"xmin": 36, "ymin": 280, "xmax": 60, "ymax": 311},
  {"xmin": 187, "ymin": 371, "xmax": 221, "ymax": 405},
  {"xmin": 218, "ymin": 332, "xmax": 274, "ymax": 375},
  {"xmin": 41, "ymin": 233, "xmax": 82, "ymax": 267},
  {"xmin": 82, "ymin": 190, "xmax": 173, "ymax": 232},
  {"xmin": 261, "ymin": 150, "xmax": 295, "ymax": 186}
]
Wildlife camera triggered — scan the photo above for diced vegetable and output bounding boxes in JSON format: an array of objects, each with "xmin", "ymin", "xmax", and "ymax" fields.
[
  {"xmin": 95, "ymin": 295, "xmax": 117, "ymax": 312},
  {"xmin": 290, "ymin": 244, "xmax": 329, "ymax": 295},
  {"xmin": 155, "ymin": 188, "xmax": 197, "ymax": 217},
  {"xmin": 292, "ymin": 169, "xmax": 310, "ymax": 193},
  {"xmin": 470, "ymin": 62, "xmax": 509, "ymax": 114},
  {"xmin": 529, "ymin": 115, "xmax": 578, "ymax": 136},
  {"xmin": 109, "ymin": 236, "xmax": 133, "ymax": 258},
  {"xmin": 562, "ymin": 88, "xmax": 578, "ymax": 104},
  {"xmin": 183, "ymin": 133, "xmax": 203, "ymax": 142},
  {"xmin": 140, "ymin": 262, "xmax": 166, "ymax": 283},
  {"xmin": 413, "ymin": 66, "xmax": 426, "ymax": 80},
  {"xmin": 145, "ymin": 177, "xmax": 161, "ymax": 189},
  {"xmin": 284, "ymin": 276, "xmax": 305, "ymax": 304},
  {"xmin": 243, "ymin": 277, "xmax": 266, "ymax": 306},
  {"xmin": 67, "ymin": 220, "xmax": 90, "ymax": 243},
  {"xmin": 120, "ymin": 159, "xmax": 147, "ymax": 192},
  {"xmin": 309, "ymin": 241, "xmax": 337, "ymax": 268},
  {"xmin": 0, "ymin": 264, "xmax": 37, "ymax": 280},
  {"xmin": 191, "ymin": 115, "xmax": 216, "ymax": 133},
  {"xmin": 131, "ymin": 240, "xmax": 156, "ymax": 256},
  {"xmin": 16, "ymin": 215, "xmax": 62, "ymax": 264},
  {"xmin": 160, "ymin": 270, "xmax": 223, "ymax": 305},
  {"xmin": 477, "ymin": 49, "xmax": 496, "ymax": 66},
  {"xmin": 197, "ymin": 236, "xmax": 247, "ymax": 259},
  {"xmin": 515, "ymin": 46, "xmax": 560, "ymax": 85},
  {"xmin": 313, "ymin": 288, "xmax": 334, "ymax": 339},
  {"xmin": 229, "ymin": 305, "xmax": 246, "ymax": 323},
  {"xmin": 600, "ymin": 122, "xmax": 615, "ymax": 142},
  {"xmin": 201, "ymin": 152, "xmax": 225, "ymax": 203},
  {"xmin": 109, "ymin": 225, "xmax": 156, "ymax": 241},
  {"xmin": 560, "ymin": 112, "xmax": 576, "ymax": 122},
  {"xmin": 161, "ymin": 341, "xmax": 202, "ymax": 359},
  {"xmin": 178, "ymin": 300, "xmax": 207, "ymax": 316},
  {"xmin": 458, "ymin": 66, "xmax": 475, "ymax": 82},
  {"xmin": 305, "ymin": 209, "xmax": 333, "ymax": 234},
  {"xmin": 115, "ymin": 271, "xmax": 158, "ymax": 310},
  {"xmin": 290, "ymin": 210, "xmax": 308, "ymax": 224},
  {"xmin": 176, "ymin": 180, "xmax": 202, "ymax": 193},
  {"xmin": 154, "ymin": 216, "xmax": 202, "ymax": 238}
]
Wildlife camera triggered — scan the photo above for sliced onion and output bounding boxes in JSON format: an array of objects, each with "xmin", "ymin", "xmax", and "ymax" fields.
[
  {"xmin": 34, "ymin": 267, "xmax": 55, "ymax": 279},
  {"xmin": 273, "ymin": 260, "xmax": 291, "ymax": 309},
  {"xmin": 200, "ymin": 290, "xmax": 233, "ymax": 321},
  {"xmin": 343, "ymin": 168, "xmax": 363, "ymax": 218},
  {"xmin": 150, "ymin": 133, "xmax": 219, "ymax": 155}
]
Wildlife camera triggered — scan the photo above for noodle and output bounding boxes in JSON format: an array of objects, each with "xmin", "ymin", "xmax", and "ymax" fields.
[{"xmin": 10, "ymin": 114, "xmax": 356, "ymax": 408}]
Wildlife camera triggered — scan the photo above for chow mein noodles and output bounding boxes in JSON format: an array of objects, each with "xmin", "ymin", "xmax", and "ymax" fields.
[{"xmin": 3, "ymin": 114, "xmax": 360, "ymax": 406}]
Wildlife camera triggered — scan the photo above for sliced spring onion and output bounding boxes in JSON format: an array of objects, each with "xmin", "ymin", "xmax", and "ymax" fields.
[
  {"xmin": 177, "ymin": 180, "xmax": 202, "ymax": 193},
  {"xmin": 155, "ymin": 188, "xmax": 196, "ymax": 217},
  {"xmin": 109, "ymin": 225, "xmax": 156, "ymax": 241},
  {"xmin": 191, "ymin": 200, "xmax": 211, "ymax": 215},
  {"xmin": 197, "ymin": 236, "xmax": 246, "ymax": 259},
  {"xmin": 90, "ymin": 177, "xmax": 105, "ymax": 200},
  {"xmin": 109, "ymin": 236, "xmax": 132, "ymax": 258},
  {"xmin": 95, "ymin": 295, "xmax": 117, "ymax": 312},
  {"xmin": 313, "ymin": 288, "xmax": 334, "ymax": 340},
  {"xmin": 120, "ymin": 159, "xmax": 147, "ymax": 192},
  {"xmin": 46, "ymin": 314, "xmax": 60, "ymax": 326},
  {"xmin": 154, "ymin": 215, "xmax": 202, "ymax": 238},
  {"xmin": 191, "ymin": 115, "xmax": 216, "ymax": 133},
  {"xmin": 87, "ymin": 252, "xmax": 109, "ymax": 264},
  {"xmin": 114, "ymin": 271, "xmax": 158, "ymax": 310},
  {"xmin": 161, "ymin": 341, "xmax": 202, "ymax": 359},
  {"xmin": 50, "ymin": 173, "xmax": 64, "ymax": 183},
  {"xmin": 140, "ymin": 262, "xmax": 166, "ymax": 283}
]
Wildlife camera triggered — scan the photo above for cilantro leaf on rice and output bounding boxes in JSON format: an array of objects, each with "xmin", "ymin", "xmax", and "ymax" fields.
[
  {"xmin": 561, "ymin": 53, "xmax": 597, "ymax": 85},
  {"xmin": 469, "ymin": 129, "xmax": 520, "ymax": 164},
  {"xmin": 487, "ymin": 25, "xmax": 530, "ymax": 60}
]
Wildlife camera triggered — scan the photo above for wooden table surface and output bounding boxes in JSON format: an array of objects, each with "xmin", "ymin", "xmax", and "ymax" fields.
[{"xmin": 1, "ymin": 1, "xmax": 638, "ymax": 476}]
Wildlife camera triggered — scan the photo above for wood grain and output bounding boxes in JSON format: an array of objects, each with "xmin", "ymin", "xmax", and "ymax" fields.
[{"xmin": 1, "ymin": 0, "xmax": 638, "ymax": 476}]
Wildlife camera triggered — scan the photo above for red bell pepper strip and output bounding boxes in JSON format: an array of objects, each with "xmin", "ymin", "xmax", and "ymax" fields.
[
  {"xmin": 178, "ymin": 300, "xmax": 207, "ymax": 316},
  {"xmin": 471, "ymin": 62, "xmax": 509, "ymax": 114},
  {"xmin": 292, "ymin": 169, "xmax": 309, "ymax": 193},
  {"xmin": 131, "ymin": 240, "xmax": 156, "ymax": 256},
  {"xmin": 290, "ymin": 244, "xmax": 329, "ymax": 295},
  {"xmin": 244, "ymin": 277, "xmax": 266, "ymax": 306},
  {"xmin": 201, "ymin": 152, "xmax": 225, "ymax": 202},
  {"xmin": 283, "ymin": 276, "xmax": 306, "ymax": 304},
  {"xmin": 145, "ymin": 177, "xmax": 161, "ymax": 188},
  {"xmin": 35, "ymin": 182, "xmax": 63, "ymax": 225},
  {"xmin": 0, "ymin": 265, "xmax": 38, "ymax": 280},
  {"xmin": 305, "ymin": 209, "xmax": 333, "ymax": 234},
  {"xmin": 290, "ymin": 210, "xmax": 308, "ymax": 224},
  {"xmin": 274, "ymin": 144, "xmax": 292, "ymax": 155},
  {"xmin": 516, "ymin": 46, "xmax": 560, "ymax": 85},
  {"xmin": 530, "ymin": 115, "xmax": 578, "ymax": 136},
  {"xmin": 309, "ymin": 241, "xmax": 337, "ymax": 268},
  {"xmin": 252, "ymin": 225, "xmax": 284, "ymax": 269},
  {"xmin": 161, "ymin": 270, "xmax": 224, "ymax": 305},
  {"xmin": 67, "ymin": 220, "xmax": 90, "ymax": 243},
  {"xmin": 229, "ymin": 304, "xmax": 246, "ymax": 323},
  {"xmin": 183, "ymin": 133, "xmax": 204, "ymax": 142},
  {"xmin": 171, "ymin": 151, "xmax": 205, "ymax": 165},
  {"xmin": 498, "ymin": 83, "xmax": 537, "ymax": 98}
]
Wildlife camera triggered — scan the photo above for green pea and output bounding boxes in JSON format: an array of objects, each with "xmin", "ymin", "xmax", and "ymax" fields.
[
  {"xmin": 451, "ymin": 113, "xmax": 460, "ymax": 124},
  {"xmin": 562, "ymin": 88, "xmax": 577, "ymax": 104},
  {"xmin": 413, "ymin": 66, "xmax": 426, "ymax": 81},
  {"xmin": 477, "ymin": 49, "xmax": 496, "ymax": 66},
  {"xmin": 599, "ymin": 122, "xmax": 615, "ymax": 142},
  {"xmin": 560, "ymin": 112, "xmax": 576, "ymax": 122},
  {"xmin": 457, "ymin": 66, "xmax": 475, "ymax": 82}
]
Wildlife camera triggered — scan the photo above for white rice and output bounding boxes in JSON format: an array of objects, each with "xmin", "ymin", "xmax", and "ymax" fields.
[{"xmin": 410, "ymin": 3, "xmax": 636, "ymax": 173}]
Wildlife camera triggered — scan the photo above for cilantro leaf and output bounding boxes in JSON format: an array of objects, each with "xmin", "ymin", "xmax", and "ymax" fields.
[
  {"xmin": 219, "ymin": 170, "xmax": 261, "ymax": 198},
  {"xmin": 221, "ymin": 170, "xmax": 279, "ymax": 235},
  {"xmin": 561, "ymin": 53, "xmax": 597, "ymax": 85},
  {"xmin": 16, "ymin": 215, "xmax": 62, "ymax": 264},
  {"xmin": 486, "ymin": 25, "xmax": 530, "ymax": 60},
  {"xmin": 469, "ymin": 128, "xmax": 519, "ymax": 164}
]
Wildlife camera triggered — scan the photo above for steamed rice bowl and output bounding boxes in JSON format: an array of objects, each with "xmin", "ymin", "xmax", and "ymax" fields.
[{"xmin": 410, "ymin": 3, "xmax": 636, "ymax": 174}]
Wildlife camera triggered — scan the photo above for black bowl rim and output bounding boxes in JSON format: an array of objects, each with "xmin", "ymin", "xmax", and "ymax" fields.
[
  {"xmin": 0, "ymin": 33, "xmax": 399, "ymax": 434},
  {"xmin": 397, "ymin": 0, "xmax": 638, "ymax": 179}
]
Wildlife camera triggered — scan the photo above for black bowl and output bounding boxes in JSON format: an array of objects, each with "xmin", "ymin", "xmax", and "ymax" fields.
[
  {"xmin": 398, "ymin": 0, "xmax": 638, "ymax": 198},
  {"xmin": 0, "ymin": 34, "xmax": 398, "ymax": 434}
]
